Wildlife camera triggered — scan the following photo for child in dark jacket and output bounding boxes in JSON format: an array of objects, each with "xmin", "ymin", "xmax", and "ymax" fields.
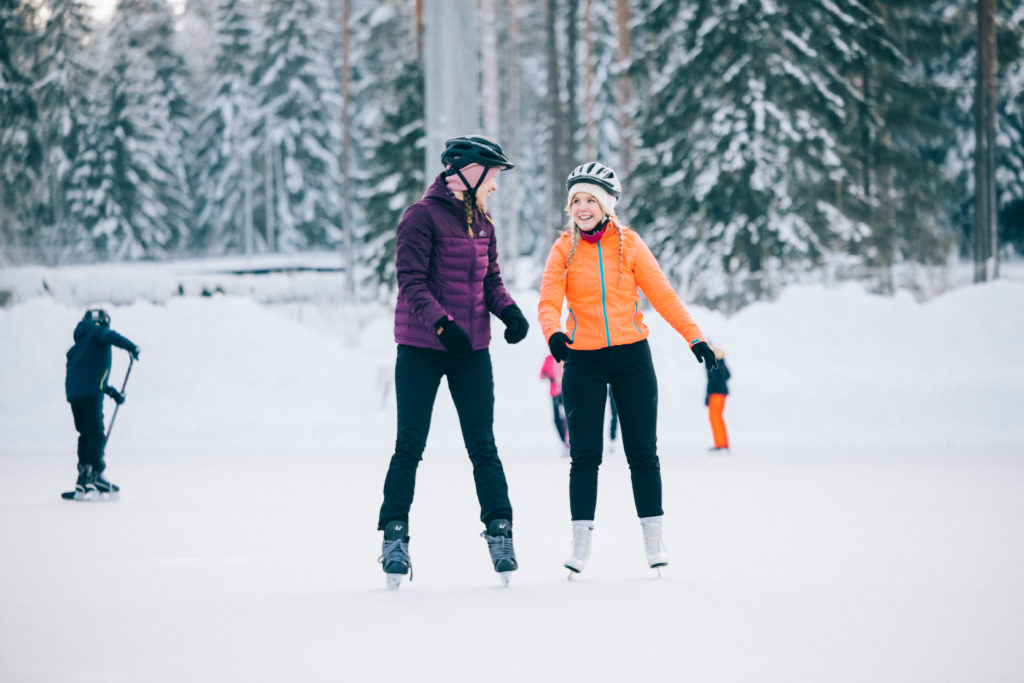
[{"xmin": 65, "ymin": 309, "xmax": 139, "ymax": 499}]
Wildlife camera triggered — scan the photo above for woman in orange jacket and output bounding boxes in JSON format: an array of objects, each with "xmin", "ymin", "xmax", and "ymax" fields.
[{"xmin": 538, "ymin": 162, "xmax": 717, "ymax": 576}]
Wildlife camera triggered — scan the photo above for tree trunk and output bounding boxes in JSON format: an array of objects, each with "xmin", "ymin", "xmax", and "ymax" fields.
[
  {"xmin": 583, "ymin": 0, "xmax": 595, "ymax": 160},
  {"xmin": 264, "ymin": 132, "xmax": 274, "ymax": 251},
  {"xmin": 615, "ymin": 0, "xmax": 633, "ymax": 177},
  {"xmin": 974, "ymin": 0, "xmax": 998, "ymax": 282},
  {"xmin": 340, "ymin": 0, "xmax": 356, "ymax": 300},
  {"xmin": 502, "ymin": 0, "xmax": 521, "ymax": 284},
  {"xmin": 545, "ymin": 0, "xmax": 566, "ymax": 228}
]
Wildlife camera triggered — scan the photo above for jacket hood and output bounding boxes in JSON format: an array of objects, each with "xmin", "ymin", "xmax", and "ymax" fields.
[{"xmin": 73, "ymin": 319, "xmax": 97, "ymax": 342}]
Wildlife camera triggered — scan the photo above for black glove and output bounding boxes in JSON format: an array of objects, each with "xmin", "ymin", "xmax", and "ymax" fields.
[
  {"xmin": 104, "ymin": 386, "xmax": 125, "ymax": 405},
  {"xmin": 548, "ymin": 332, "xmax": 572, "ymax": 363},
  {"xmin": 435, "ymin": 316, "xmax": 473, "ymax": 355},
  {"xmin": 499, "ymin": 304, "xmax": 529, "ymax": 344},
  {"xmin": 129, "ymin": 345, "xmax": 140, "ymax": 361},
  {"xmin": 690, "ymin": 341, "xmax": 718, "ymax": 369}
]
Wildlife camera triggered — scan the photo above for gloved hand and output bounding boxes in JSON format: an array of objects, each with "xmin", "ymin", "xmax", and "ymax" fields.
[
  {"xmin": 435, "ymin": 316, "xmax": 473, "ymax": 355},
  {"xmin": 548, "ymin": 332, "xmax": 572, "ymax": 363},
  {"xmin": 690, "ymin": 341, "xmax": 718, "ymax": 369},
  {"xmin": 704, "ymin": 394, "xmax": 710, "ymax": 407},
  {"xmin": 129, "ymin": 345, "xmax": 140, "ymax": 361},
  {"xmin": 104, "ymin": 386, "xmax": 125, "ymax": 405},
  {"xmin": 499, "ymin": 304, "xmax": 529, "ymax": 344}
]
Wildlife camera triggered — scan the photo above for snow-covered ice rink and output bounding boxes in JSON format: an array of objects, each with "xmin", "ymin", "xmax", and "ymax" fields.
[{"xmin": 2, "ymin": 269, "xmax": 1023, "ymax": 682}]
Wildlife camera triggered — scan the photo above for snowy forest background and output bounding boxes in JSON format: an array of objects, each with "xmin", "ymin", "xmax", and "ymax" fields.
[{"xmin": 2, "ymin": 0, "xmax": 1024, "ymax": 309}]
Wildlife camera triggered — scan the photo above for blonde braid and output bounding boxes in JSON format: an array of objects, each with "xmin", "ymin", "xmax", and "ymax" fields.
[
  {"xmin": 462, "ymin": 194, "xmax": 475, "ymax": 237},
  {"xmin": 563, "ymin": 225, "xmax": 581, "ymax": 277}
]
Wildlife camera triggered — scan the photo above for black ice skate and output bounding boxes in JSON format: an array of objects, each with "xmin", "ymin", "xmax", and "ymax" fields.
[
  {"xmin": 481, "ymin": 518, "xmax": 518, "ymax": 587},
  {"xmin": 378, "ymin": 520, "xmax": 412, "ymax": 591},
  {"xmin": 61, "ymin": 464, "xmax": 118, "ymax": 502}
]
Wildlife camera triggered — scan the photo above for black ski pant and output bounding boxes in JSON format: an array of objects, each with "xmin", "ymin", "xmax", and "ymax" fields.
[
  {"xmin": 561, "ymin": 339, "xmax": 663, "ymax": 521},
  {"xmin": 378, "ymin": 345, "xmax": 513, "ymax": 530},
  {"xmin": 70, "ymin": 398, "xmax": 107, "ymax": 473}
]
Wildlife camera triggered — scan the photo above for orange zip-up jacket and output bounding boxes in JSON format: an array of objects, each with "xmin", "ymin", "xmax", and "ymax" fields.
[{"xmin": 538, "ymin": 224, "xmax": 705, "ymax": 351}]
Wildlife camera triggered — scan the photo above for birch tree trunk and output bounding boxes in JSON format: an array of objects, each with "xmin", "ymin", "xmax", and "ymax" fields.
[{"xmin": 974, "ymin": 0, "xmax": 998, "ymax": 282}]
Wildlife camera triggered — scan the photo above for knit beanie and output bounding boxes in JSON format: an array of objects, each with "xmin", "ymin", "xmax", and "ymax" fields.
[
  {"xmin": 567, "ymin": 182, "xmax": 617, "ymax": 216},
  {"xmin": 446, "ymin": 163, "xmax": 501, "ymax": 194}
]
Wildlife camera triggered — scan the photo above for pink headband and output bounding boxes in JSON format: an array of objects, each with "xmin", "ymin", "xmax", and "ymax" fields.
[{"xmin": 446, "ymin": 163, "xmax": 501, "ymax": 193}]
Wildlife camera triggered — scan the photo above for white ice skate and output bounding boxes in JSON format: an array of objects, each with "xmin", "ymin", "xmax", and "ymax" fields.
[
  {"xmin": 564, "ymin": 521, "xmax": 594, "ymax": 578},
  {"xmin": 640, "ymin": 516, "xmax": 668, "ymax": 576}
]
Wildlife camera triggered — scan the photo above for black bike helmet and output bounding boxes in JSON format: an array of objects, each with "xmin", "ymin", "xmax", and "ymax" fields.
[
  {"xmin": 566, "ymin": 161, "xmax": 621, "ymax": 198},
  {"xmin": 84, "ymin": 308, "xmax": 110, "ymax": 326},
  {"xmin": 441, "ymin": 135, "xmax": 515, "ymax": 171}
]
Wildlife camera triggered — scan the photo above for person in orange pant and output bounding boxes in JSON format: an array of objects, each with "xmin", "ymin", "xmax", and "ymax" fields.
[{"xmin": 705, "ymin": 344, "xmax": 730, "ymax": 452}]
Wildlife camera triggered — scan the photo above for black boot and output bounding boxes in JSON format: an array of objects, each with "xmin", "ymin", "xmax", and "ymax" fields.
[
  {"xmin": 482, "ymin": 519, "xmax": 518, "ymax": 574},
  {"xmin": 378, "ymin": 520, "xmax": 412, "ymax": 589}
]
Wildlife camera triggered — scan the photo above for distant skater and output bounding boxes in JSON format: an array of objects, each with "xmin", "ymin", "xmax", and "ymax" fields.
[
  {"xmin": 540, "ymin": 354, "xmax": 569, "ymax": 454},
  {"xmin": 64, "ymin": 309, "xmax": 139, "ymax": 500},
  {"xmin": 607, "ymin": 388, "xmax": 618, "ymax": 451},
  {"xmin": 538, "ymin": 161, "xmax": 717, "ymax": 576},
  {"xmin": 705, "ymin": 345, "xmax": 730, "ymax": 452}
]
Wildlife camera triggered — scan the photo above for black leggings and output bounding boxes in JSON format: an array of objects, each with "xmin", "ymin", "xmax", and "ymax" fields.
[
  {"xmin": 378, "ymin": 345, "xmax": 513, "ymax": 530},
  {"xmin": 561, "ymin": 339, "xmax": 662, "ymax": 520}
]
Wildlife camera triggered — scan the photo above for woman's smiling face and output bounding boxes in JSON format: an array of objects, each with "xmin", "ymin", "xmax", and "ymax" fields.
[{"xmin": 571, "ymin": 192, "xmax": 604, "ymax": 231}]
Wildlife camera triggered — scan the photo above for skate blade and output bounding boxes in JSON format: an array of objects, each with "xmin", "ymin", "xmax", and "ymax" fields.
[
  {"xmin": 69, "ymin": 490, "xmax": 119, "ymax": 502},
  {"xmin": 385, "ymin": 574, "xmax": 404, "ymax": 591},
  {"xmin": 498, "ymin": 571, "xmax": 512, "ymax": 588}
]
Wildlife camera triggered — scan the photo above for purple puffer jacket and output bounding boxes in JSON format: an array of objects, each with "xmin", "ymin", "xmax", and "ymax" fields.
[{"xmin": 394, "ymin": 173, "xmax": 517, "ymax": 351}]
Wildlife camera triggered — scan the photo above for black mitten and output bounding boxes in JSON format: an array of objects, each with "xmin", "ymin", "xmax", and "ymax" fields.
[
  {"xmin": 548, "ymin": 332, "xmax": 572, "ymax": 363},
  {"xmin": 690, "ymin": 341, "xmax": 718, "ymax": 369},
  {"xmin": 105, "ymin": 386, "xmax": 125, "ymax": 405},
  {"xmin": 499, "ymin": 304, "xmax": 529, "ymax": 344},
  {"xmin": 435, "ymin": 316, "xmax": 473, "ymax": 355}
]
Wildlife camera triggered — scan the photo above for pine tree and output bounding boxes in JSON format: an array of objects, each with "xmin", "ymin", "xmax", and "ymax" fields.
[
  {"xmin": 838, "ymin": 0, "xmax": 959, "ymax": 284},
  {"xmin": 628, "ymin": 0, "xmax": 955, "ymax": 305},
  {"xmin": 351, "ymin": 0, "xmax": 424, "ymax": 289},
  {"xmin": 1000, "ymin": 5, "xmax": 1024, "ymax": 254},
  {"xmin": 193, "ymin": 0, "xmax": 260, "ymax": 254},
  {"xmin": 0, "ymin": 0, "xmax": 42, "ymax": 260},
  {"xmin": 32, "ymin": 0, "xmax": 99, "ymax": 263},
  {"xmin": 68, "ymin": 0, "xmax": 194, "ymax": 260},
  {"xmin": 252, "ymin": 0, "xmax": 342, "ymax": 251}
]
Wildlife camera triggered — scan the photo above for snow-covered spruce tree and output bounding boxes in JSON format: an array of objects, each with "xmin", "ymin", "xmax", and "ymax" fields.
[
  {"xmin": 1000, "ymin": 5, "xmax": 1024, "ymax": 255},
  {"xmin": 251, "ymin": 0, "xmax": 342, "ymax": 251},
  {"xmin": 193, "ymin": 0, "xmax": 260, "ymax": 254},
  {"xmin": 834, "ymin": 0, "xmax": 959, "ymax": 283},
  {"xmin": 31, "ymin": 0, "xmax": 100, "ymax": 263},
  {"xmin": 916, "ymin": 0, "xmax": 1024, "ymax": 260},
  {"xmin": 350, "ymin": 0, "xmax": 424, "ymax": 290},
  {"xmin": 0, "ymin": 0, "xmax": 42, "ymax": 259},
  {"xmin": 629, "ymin": 0, "xmax": 951, "ymax": 305},
  {"xmin": 69, "ymin": 0, "xmax": 194, "ymax": 260}
]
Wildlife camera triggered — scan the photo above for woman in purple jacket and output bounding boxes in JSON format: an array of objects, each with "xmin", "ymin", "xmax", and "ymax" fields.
[{"xmin": 377, "ymin": 135, "xmax": 530, "ymax": 589}]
